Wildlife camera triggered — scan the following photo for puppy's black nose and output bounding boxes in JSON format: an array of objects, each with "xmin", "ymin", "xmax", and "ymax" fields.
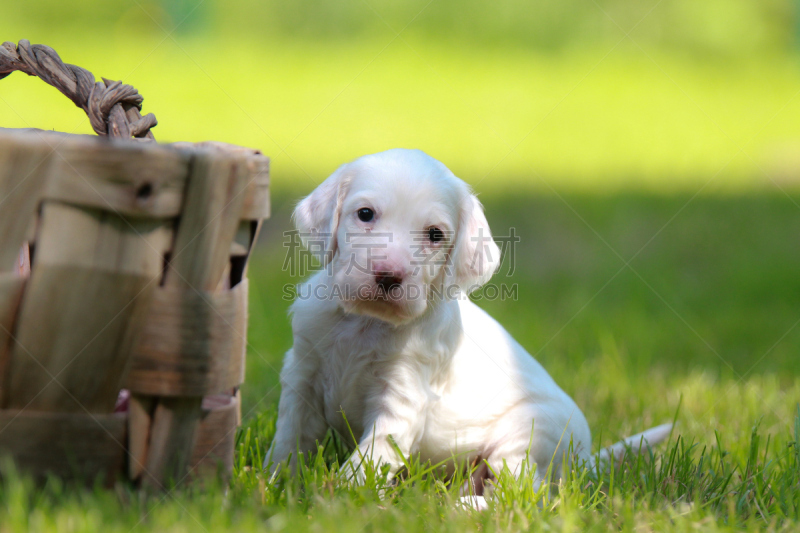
[{"xmin": 375, "ymin": 272, "xmax": 403, "ymax": 292}]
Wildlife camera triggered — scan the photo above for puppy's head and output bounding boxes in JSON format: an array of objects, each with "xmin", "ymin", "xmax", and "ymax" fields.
[{"xmin": 294, "ymin": 149, "xmax": 499, "ymax": 325}]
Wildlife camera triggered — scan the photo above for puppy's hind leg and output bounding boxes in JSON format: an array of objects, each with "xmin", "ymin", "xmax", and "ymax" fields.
[
  {"xmin": 456, "ymin": 450, "xmax": 547, "ymax": 513},
  {"xmin": 456, "ymin": 405, "xmax": 591, "ymax": 511},
  {"xmin": 457, "ymin": 457, "xmax": 494, "ymax": 512}
]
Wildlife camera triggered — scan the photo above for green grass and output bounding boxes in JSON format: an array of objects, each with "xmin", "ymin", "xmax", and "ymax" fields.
[{"xmin": 5, "ymin": 191, "xmax": 799, "ymax": 532}]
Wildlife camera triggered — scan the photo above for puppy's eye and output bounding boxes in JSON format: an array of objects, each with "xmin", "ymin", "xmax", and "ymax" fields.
[
  {"xmin": 428, "ymin": 227, "xmax": 445, "ymax": 243},
  {"xmin": 357, "ymin": 208, "xmax": 374, "ymax": 222}
]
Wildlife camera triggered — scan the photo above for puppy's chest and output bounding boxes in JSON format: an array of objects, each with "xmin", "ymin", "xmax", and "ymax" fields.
[
  {"xmin": 315, "ymin": 323, "xmax": 448, "ymax": 431},
  {"xmin": 317, "ymin": 332, "xmax": 398, "ymax": 423}
]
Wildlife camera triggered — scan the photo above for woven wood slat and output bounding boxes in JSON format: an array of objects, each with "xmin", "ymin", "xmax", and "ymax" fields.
[
  {"xmin": 137, "ymin": 150, "xmax": 250, "ymax": 487},
  {"xmin": 125, "ymin": 279, "xmax": 248, "ymax": 397},
  {"xmin": 5, "ymin": 202, "xmax": 165, "ymax": 413},
  {"xmin": 0, "ymin": 275, "xmax": 25, "ymax": 405},
  {"xmin": 0, "ymin": 135, "xmax": 53, "ymax": 270},
  {"xmin": 44, "ymin": 140, "xmax": 190, "ymax": 217},
  {"xmin": 172, "ymin": 141, "xmax": 271, "ymax": 221},
  {"xmin": 188, "ymin": 393, "xmax": 240, "ymax": 479}
]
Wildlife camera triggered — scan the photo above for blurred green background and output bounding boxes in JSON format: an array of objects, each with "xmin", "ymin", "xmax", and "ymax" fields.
[
  {"xmin": 4, "ymin": 0, "xmax": 800, "ymax": 191},
  {"xmin": 3, "ymin": 0, "xmax": 800, "ymax": 453}
]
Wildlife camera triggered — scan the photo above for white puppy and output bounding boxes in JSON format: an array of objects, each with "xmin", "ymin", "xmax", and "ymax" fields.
[{"xmin": 265, "ymin": 149, "xmax": 670, "ymax": 507}]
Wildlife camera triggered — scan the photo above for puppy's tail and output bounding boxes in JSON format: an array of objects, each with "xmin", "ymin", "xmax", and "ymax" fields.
[{"xmin": 588, "ymin": 423, "xmax": 673, "ymax": 470}]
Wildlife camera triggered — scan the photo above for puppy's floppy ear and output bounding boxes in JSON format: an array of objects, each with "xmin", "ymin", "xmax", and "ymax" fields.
[
  {"xmin": 293, "ymin": 164, "xmax": 351, "ymax": 262},
  {"xmin": 448, "ymin": 193, "xmax": 500, "ymax": 293}
]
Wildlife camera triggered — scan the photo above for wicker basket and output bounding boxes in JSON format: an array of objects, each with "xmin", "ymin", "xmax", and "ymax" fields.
[{"xmin": 0, "ymin": 41, "xmax": 270, "ymax": 487}]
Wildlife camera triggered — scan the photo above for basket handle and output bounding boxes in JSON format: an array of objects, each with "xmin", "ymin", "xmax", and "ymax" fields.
[{"xmin": 0, "ymin": 39, "xmax": 157, "ymax": 140}]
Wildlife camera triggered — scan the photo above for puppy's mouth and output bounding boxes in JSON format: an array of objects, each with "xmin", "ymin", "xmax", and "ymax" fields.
[
  {"xmin": 375, "ymin": 282, "xmax": 404, "ymax": 300},
  {"xmin": 341, "ymin": 283, "xmax": 420, "ymax": 323},
  {"xmin": 360, "ymin": 284, "xmax": 407, "ymax": 308}
]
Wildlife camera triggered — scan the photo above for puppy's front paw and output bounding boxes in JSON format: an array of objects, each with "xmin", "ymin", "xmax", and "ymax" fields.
[
  {"xmin": 457, "ymin": 495, "xmax": 489, "ymax": 512},
  {"xmin": 339, "ymin": 456, "xmax": 368, "ymax": 486}
]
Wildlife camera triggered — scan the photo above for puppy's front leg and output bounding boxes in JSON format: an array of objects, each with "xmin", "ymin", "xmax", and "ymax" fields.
[
  {"xmin": 341, "ymin": 416, "xmax": 412, "ymax": 485},
  {"xmin": 341, "ymin": 374, "xmax": 424, "ymax": 485},
  {"xmin": 264, "ymin": 350, "xmax": 327, "ymax": 476}
]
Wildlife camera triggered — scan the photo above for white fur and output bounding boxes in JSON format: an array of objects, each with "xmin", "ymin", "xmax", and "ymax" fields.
[{"xmin": 265, "ymin": 149, "xmax": 670, "ymax": 501}]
